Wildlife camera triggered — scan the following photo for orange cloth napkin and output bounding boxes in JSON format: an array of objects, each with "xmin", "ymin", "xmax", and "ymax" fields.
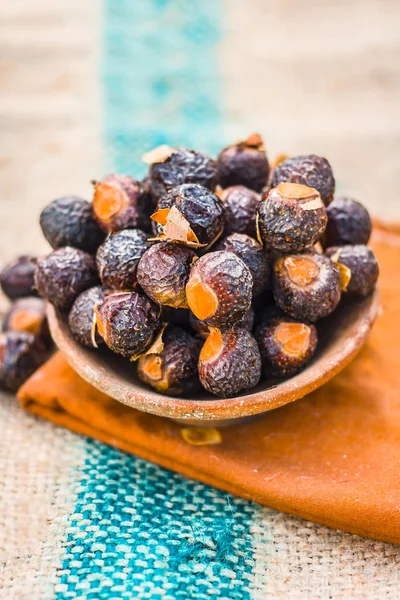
[{"xmin": 18, "ymin": 225, "xmax": 400, "ymax": 544}]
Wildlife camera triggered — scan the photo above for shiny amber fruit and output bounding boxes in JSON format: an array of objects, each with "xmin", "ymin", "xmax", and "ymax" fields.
[
  {"xmin": 273, "ymin": 252, "xmax": 341, "ymax": 322},
  {"xmin": 198, "ymin": 328, "xmax": 261, "ymax": 397},
  {"xmin": 95, "ymin": 290, "xmax": 161, "ymax": 359},
  {"xmin": 137, "ymin": 325, "xmax": 201, "ymax": 396},
  {"xmin": 256, "ymin": 316, "xmax": 317, "ymax": 378},
  {"xmin": 96, "ymin": 229, "xmax": 148, "ymax": 290},
  {"xmin": 0, "ymin": 332, "xmax": 48, "ymax": 392},
  {"xmin": 92, "ymin": 174, "xmax": 151, "ymax": 233},
  {"xmin": 69, "ymin": 286, "xmax": 106, "ymax": 348},
  {"xmin": 186, "ymin": 251, "xmax": 253, "ymax": 328},
  {"xmin": 151, "ymin": 183, "xmax": 225, "ymax": 248},
  {"xmin": 257, "ymin": 183, "xmax": 327, "ymax": 253},
  {"xmin": 35, "ymin": 247, "xmax": 99, "ymax": 311},
  {"xmin": 326, "ymin": 245, "xmax": 379, "ymax": 297},
  {"xmin": 0, "ymin": 255, "xmax": 38, "ymax": 300},
  {"xmin": 271, "ymin": 154, "xmax": 335, "ymax": 206},
  {"xmin": 137, "ymin": 242, "xmax": 196, "ymax": 308},
  {"xmin": 217, "ymin": 133, "xmax": 270, "ymax": 192}
]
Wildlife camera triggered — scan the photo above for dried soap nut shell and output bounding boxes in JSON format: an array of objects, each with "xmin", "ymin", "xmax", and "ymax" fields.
[
  {"xmin": 323, "ymin": 197, "xmax": 372, "ymax": 248},
  {"xmin": 96, "ymin": 229, "xmax": 148, "ymax": 290},
  {"xmin": 217, "ymin": 133, "xmax": 270, "ymax": 192},
  {"xmin": 326, "ymin": 245, "xmax": 379, "ymax": 297},
  {"xmin": 68, "ymin": 286, "xmax": 106, "ymax": 348}
]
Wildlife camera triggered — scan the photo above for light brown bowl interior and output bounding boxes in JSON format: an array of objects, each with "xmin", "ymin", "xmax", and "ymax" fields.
[{"xmin": 47, "ymin": 288, "xmax": 380, "ymax": 424}]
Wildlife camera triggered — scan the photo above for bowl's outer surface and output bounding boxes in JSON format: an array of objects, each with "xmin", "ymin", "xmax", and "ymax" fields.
[{"xmin": 47, "ymin": 290, "xmax": 380, "ymax": 423}]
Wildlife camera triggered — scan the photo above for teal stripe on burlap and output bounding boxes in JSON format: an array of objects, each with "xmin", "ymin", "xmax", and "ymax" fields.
[{"xmin": 55, "ymin": 1, "xmax": 258, "ymax": 598}]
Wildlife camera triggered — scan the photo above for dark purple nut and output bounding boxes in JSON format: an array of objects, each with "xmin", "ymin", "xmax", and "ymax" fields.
[
  {"xmin": 0, "ymin": 255, "xmax": 37, "ymax": 300},
  {"xmin": 271, "ymin": 154, "xmax": 335, "ymax": 206},
  {"xmin": 0, "ymin": 331, "xmax": 48, "ymax": 392},
  {"xmin": 323, "ymin": 197, "xmax": 372, "ymax": 247},
  {"xmin": 34, "ymin": 247, "xmax": 99, "ymax": 311},
  {"xmin": 137, "ymin": 325, "xmax": 201, "ymax": 396},
  {"xmin": 215, "ymin": 233, "xmax": 270, "ymax": 299},
  {"xmin": 137, "ymin": 242, "xmax": 196, "ymax": 308},
  {"xmin": 326, "ymin": 245, "xmax": 379, "ymax": 297},
  {"xmin": 146, "ymin": 146, "xmax": 218, "ymax": 201},
  {"xmin": 3, "ymin": 297, "xmax": 51, "ymax": 348},
  {"xmin": 220, "ymin": 185, "xmax": 261, "ymax": 238},
  {"xmin": 40, "ymin": 196, "xmax": 105, "ymax": 253},
  {"xmin": 97, "ymin": 229, "xmax": 148, "ymax": 290},
  {"xmin": 273, "ymin": 252, "xmax": 341, "ymax": 322},
  {"xmin": 151, "ymin": 183, "xmax": 225, "ymax": 248},
  {"xmin": 92, "ymin": 174, "xmax": 152, "ymax": 233},
  {"xmin": 198, "ymin": 328, "xmax": 261, "ymax": 397},
  {"xmin": 217, "ymin": 133, "xmax": 270, "ymax": 192},
  {"xmin": 255, "ymin": 316, "xmax": 317, "ymax": 378},
  {"xmin": 95, "ymin": 290, "xmax": 161, "ymax": 358},
  {"xmin": 68, "ymin": 286, "xmax": 106, "ymax": 348},
  {"xmin": 186, "ymin": 251, "xmax": 253, "ymax": 328},
  {"xmin": 257, "ymin": 182, "xmax": 327, "ymax": 253},
  {"xmin": 190, "ymin": 306, "xmax": 254, "ymax": 339}
]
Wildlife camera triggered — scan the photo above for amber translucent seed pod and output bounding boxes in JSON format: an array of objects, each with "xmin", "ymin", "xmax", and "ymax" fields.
[
  {"xmin": 95, "ymin": 290, "xmax": 161, "ymax": 359},
  {"xmin": 93, "ymin": 174, "xmax": 152, "ymax": 233},
  {"xmin": 271, "ymin": 154, "xmax": 335, "ymax": 206},
  {"xmin": 273, "ymin": 252, "xmax": 341, "ymax": 322},
  {"xmin": 198, "ymin": 328, "xmax": 261, "ymax": 397},
  {"xmin": 137, "ymin": 242, "xmax": 196, "ymax": 308},
  {"xmin": 151, "ymin": 183, "xmax": 225, "ymax": 248},
  {"xmin": 137, "ymin": 325, "xmax": 201, "ymax": 396},
  {"xmin": 215, "ymin": 233, "xmax": 270, "ymax": 299},
  {"xmin": 257, "ymin": 182, "xmax": 327, "ymax": 253},
  {"xmin": 326, "ymin": 245, "xmax": 379, "ymax": 297},
  {"xmin": 0, "ymin": 255, "xmax": 38, "ymax": 300},
  {"xmin": 3, "ymin": 297, "xmax": 51, "ymax": 348},
  {"xmin": 0, "ymin": 332, "xmax": 48, "ymax": 392},
  {"xmin": 217, "ymin": 133, "xmax": 270, "ymax": 192},
  {"xmin": 96, "ymin": 229, "xmax": 148, "ymax": 290},
  {"xmin": 35, "ymin": 247, "xmax": 99, "ymax": 311},
  {"xmin": 186, "ymin": 251, "xmax": 253, "ymax": 328},
  {"xmin": 69, "ymin": 286, "xmax": 106, "ymax": 348},
  {"xmin": 255, "ymin": 316, "xmax": 317, "ymax": 378},
  {"xmin": 220, "ymin": 185, "xmax": 260, "ymax": 238},
  {"xmin": 147, "ymin": 146, "xmax": 218, "ymax": 201},
  {"xmin": 323, "ymin": 197, "xmax": 372, "ymax": 248}
]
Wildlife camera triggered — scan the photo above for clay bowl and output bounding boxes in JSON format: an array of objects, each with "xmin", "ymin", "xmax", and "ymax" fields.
[{"xmin": 47, "ymin": 289, "xmax": 379, "ymax": 426}]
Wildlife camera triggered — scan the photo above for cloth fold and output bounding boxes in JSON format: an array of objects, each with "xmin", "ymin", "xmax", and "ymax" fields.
[{"xmin": 18, "ymin": 226, "xmax": 400, "ymax": 544}]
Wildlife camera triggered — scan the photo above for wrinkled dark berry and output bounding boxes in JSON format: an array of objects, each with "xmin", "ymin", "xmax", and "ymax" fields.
[
  {"xmin": 323, "ymin": 197, "xmax": 372, "ymax": 247},
  {"xmin": 220, "ymin": 185, "xmax": 260, "ymax": 238},
  {"xmin": 69, "ymin": 286, "xmax": 106, "ymax": 347},
  {"xmin": 148, "ymin": 146, "xmax": 218, "ymax": 201},
  {"xmin": 151, "ymin": 183, "xmax": 225, "ymax": 248},
  {"xmin": 186, "ymin": 251, "xmax": 253, "ymax": 328},
  {"xmin": 95, "ymin": 291, "xmax": 161, "ymax": 358},
  {"xmin": 35, "ymin": 247, "xmax": 99, "ymax": 311},
  {"xmin": 215, "ymin": 233, "xmax": 270, "ymax": 299},
  {"xmin": 255, "ymin": 315, "xmax": 317, "ymax": 378},
  {"xmin": 198, "ymin": 328, "xmax": 261, "ymax": 397},
  {"xmin": 326, "ymin": 245, "xmax": 379, "ymax": 297},
  {"xmin": 190, "ymin": 307, "xmax": 254, "ymax": 339},
  {"xmin": 0, "ymin": 331, "xmax": 48, "ymax": 392},
  {"xmin": 138, "ymin": 325, "xmax": 201, "ymax": 396},
  {"xmin": 137, "ymin": 242, "xmax": 196, "ymax": 308},
  {"xmin": 273, "ymin": 252, "xmax": 341, "ymax": 322},
  {"xmin": 271, "ymin": 154, "xmax": 335, "ymax": 206},
  {"xmin": 3, "ymin": 297, "xmax": 51, "ymax": 348},
  {"xmin": 92, "ymin": 174, "xmax": 151, "ymax": 233},
  {"xmin": 40, "ymin": 196, "xmax": 105, "ymax": 253},
  {"xmin": 217, "ymin": 133, "xmax": 270, "ymax": 192},
  {"xmin": 257, "ymin": 183, "xmax": 327, "ymax": 253},
  {"xmin": 0, "ymin": 255, "xmax": 37, "ymax": 300},
  {"xmin": 97, "ymin": 229, "xmax": 148, "ymax": 290}
]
